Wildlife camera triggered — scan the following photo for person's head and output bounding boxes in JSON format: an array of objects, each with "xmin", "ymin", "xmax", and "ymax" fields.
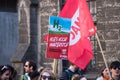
[
  {"xmin": 0, "ymin": 65, "xmax": 11, "ymax": 80},
  {"xmin": 6, "ymin": 65, "xmax": 17, "ymax": 80},
  {"xmin": 71, "ymin": 74, "xmax": 87, "ymax": 80},
  {"xmin": 29, "ymin": 71, "xmax": 40, "ymax": 80},
  {"xmin": 39, "ymin": 68, "xmax": 56, "ymax": 80},
  {"xmin": 100, "ymin": 67, "xmax": 109, "ymax": 78},
  {"xmin": 109, "ymin": 61, "xmax": 120, "ymax": 78},
  {"xmin": 24, "ymin": 60, "xmax": 37, "ymax": 73},
  {"xmin": 71, "ymin": 74, "xmax": 80, "ymax": 80}
]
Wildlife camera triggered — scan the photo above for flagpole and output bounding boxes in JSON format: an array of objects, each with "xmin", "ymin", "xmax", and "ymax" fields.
[{"xmin": 95, "ymin": 33, "xmax": 112, "ymax": 79}]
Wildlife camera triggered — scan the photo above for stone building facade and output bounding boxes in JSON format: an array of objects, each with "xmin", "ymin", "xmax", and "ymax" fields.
[
  {"xmin": 96, "ymin": 0, "xmax": 120, "ymax": 68},
  {"xmin": 0, "ymin": 0, "xmax": 120, "ymax": 79}
]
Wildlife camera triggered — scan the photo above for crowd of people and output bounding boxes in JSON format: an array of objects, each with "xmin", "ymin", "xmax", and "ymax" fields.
[{"xmin": 0, "ymin": 60, "xmax": 120, "ymax": 80}]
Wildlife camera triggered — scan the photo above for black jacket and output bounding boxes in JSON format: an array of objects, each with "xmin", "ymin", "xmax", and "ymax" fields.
[{"xmin": 60, "ymin": 69, "xmax": 82, "ymax": 80}]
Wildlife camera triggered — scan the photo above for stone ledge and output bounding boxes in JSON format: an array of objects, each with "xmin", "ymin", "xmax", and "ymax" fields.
[{"xmin": 10, "ymin": 43, "xmax": 29, "ymax": 62}]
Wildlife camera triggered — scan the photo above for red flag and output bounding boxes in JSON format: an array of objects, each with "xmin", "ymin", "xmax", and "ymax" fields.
[{"xmin": 59, "ymin": 0, "xmax": 96, "ymax": 69}]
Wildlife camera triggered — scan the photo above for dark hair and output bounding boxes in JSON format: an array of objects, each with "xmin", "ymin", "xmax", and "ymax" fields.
[
  {"xmin": 26, "ymin": 60, "xmax": 37, "ymax": 71},
  {"xmin": 6, "ymin": 65, "xmax": 17, "ymax": 80},
  {"xmin": 0, "ymin": 65, "xmax": 10, "ymax": 75},
  {"xmin": 6, "ymin": 65, "xmax": 14, "ymax": 74},
  {"xmin": 110, "ymin": 61, "xmax": 120, "ymax": 69},
  {"xmin": 29, "ymin": 71, "xmax": 40, "ymax": 79}
]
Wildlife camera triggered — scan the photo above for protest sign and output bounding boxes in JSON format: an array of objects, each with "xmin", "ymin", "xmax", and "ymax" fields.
[{"xmin": 46, "ymin": 16, "xmax": 71, "ymax": 59}]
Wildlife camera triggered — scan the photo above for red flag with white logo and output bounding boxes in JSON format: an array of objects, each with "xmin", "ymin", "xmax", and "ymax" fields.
[{"xmin": 59, "ymin": 0, "xmax": 96, "ymax": 69}]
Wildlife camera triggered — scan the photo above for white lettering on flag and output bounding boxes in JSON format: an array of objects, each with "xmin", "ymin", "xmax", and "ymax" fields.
[{"xmin": 70, "ymin": 8, "xmax": 81, "ymax": 45}]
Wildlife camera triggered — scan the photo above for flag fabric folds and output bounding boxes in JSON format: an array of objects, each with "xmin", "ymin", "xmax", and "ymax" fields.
[{"xmin": 59, "ymin": 0, "xmax": 96, "ymax": 69}]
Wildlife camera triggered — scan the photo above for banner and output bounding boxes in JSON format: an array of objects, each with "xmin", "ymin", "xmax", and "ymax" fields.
[
  {"xmin": 59, "ymin": 0, "xmax": 96, "ymax": 69},
  {"xmin": 46, "ymin": 16, "xmax": 71, "ymax": 59}
]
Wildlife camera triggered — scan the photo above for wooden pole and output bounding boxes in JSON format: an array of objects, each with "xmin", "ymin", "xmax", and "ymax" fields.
[
  {"xmin": 53, "ymin": 59, "xmax": 58, "ymax": 74},
  {"xmin": 95, "ymin": 33, "xmax": 112, "ymax": 79}
]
